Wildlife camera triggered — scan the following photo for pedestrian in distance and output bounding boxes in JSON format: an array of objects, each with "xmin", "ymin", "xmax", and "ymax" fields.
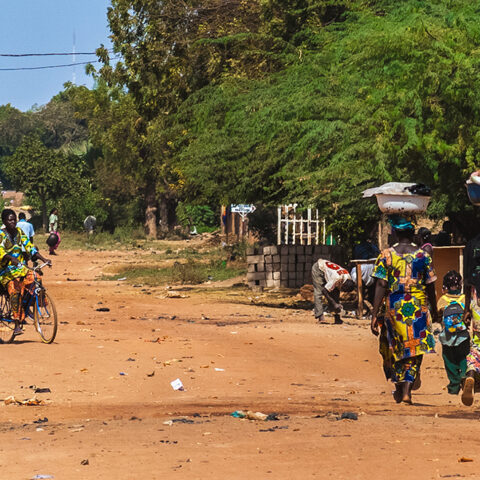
[{"xmin": 47, "ymin": 207, "xmax": 60, "ymax": 255}]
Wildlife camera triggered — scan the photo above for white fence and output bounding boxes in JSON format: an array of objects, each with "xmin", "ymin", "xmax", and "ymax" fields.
[{"xmin": 277, "ymin": 204, "xmax": 325, "ymax": 245}]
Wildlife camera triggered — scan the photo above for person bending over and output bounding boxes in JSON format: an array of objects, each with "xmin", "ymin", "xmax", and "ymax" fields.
[
  {"xmin": 0, "ymin": 209, "xmax": 51, "ymax": 335},
  {"xmin": 311, "ymin": 259, "xmax": 355, "ymax": 324}
]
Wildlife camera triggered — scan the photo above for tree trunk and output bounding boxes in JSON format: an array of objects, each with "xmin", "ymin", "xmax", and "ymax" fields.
[
  {"xmin": 41, "ymin": 195, "xmax": 48, "ymax": 233},
  {"xmin": 144, "ymin": 181, "xmax": 157, "ymax": 238},
  {"xmin": 158, "ymin": 194, "xmax": 169, "ymax": 237}
]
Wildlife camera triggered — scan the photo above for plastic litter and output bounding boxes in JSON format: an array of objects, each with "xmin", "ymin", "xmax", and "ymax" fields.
[
  {"xmin": 119, "ymin": 372, "xmax": 128, "ymax": 376},
  {"xmin": 171, "ymin": 378, "xmax": 184, "ymax": 391},
  {"xmin": 214, "ymin": 368, "xmax": 225, "ymax": 372},
  {"xmin": 337, "ymin": 412, "xmax": 358, "ymax": 421},
  {"xmin": 31, "ymin": 476, "xmax": 54, "ymax": 480},
  {"xmin": 231, "ymin": 410, "xmax": 246, "ymax": 418},
  {"xmin": 231, "ymin": 410, "xmax": 269, "ymax": 421},
  {"xmin": 34, "ymin": 388, "xmax": 51, "ymax": 394},
  {"xmin": 4, "ymin": 396, "xmax": 44, "ymax": 406},
  {"xmin": 96, "ymin": 307, "xmax": 110, "ymax": 312}
]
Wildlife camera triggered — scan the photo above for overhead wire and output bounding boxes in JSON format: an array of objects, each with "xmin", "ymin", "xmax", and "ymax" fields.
[
  {"xmin": 0, "ymin": 50, "xmax": 113, "ymax": 57},
  {"xmin": 0, "ymin": 55, "xmax": 120, "ymax": 71}
]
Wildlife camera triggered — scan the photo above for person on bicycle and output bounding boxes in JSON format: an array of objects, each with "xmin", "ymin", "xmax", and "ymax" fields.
[{"xmin": 0, "ymin": 209, "xmax": 51, "ymax": 334}]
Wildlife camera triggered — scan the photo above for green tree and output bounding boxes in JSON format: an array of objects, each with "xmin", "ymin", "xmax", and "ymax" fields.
[{"xmin": 4, "ymin": 135, "xmax": 83, "ymax": 230}]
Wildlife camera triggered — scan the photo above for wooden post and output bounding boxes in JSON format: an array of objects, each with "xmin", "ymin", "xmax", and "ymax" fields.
[{"xmin": 356, "ymin": 263, "xmax": 363, "ymax": 318}]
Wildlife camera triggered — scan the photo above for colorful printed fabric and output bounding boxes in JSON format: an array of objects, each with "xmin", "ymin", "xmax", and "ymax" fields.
[
  {"xmin": 0, "ymin": 227, "xmax": 38, "ymax": 287},
  {"xmin": 393, "ymin": 356, "xmax": 423, "ymax": 383},
  {"xmin": 7, "ymin": 271, "xmax": 35, "ymax": 321},
  {"xmin": 467, "ymin": 288, "xmax": 480, "ymax": 379},
  {"xmin": 372, "ymin": 247, "xmax": 436, "ymax": 362}
]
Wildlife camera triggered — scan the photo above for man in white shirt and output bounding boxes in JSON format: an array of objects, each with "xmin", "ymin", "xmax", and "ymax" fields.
[{"xmin": 312, "ymin": 258, "xmax": 355, "ymax": 324}]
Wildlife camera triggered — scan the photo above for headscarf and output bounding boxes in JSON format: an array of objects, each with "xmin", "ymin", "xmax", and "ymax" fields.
[{"xmin": 387, "ymin": 214, "xmax": 415, "ymax": 231}]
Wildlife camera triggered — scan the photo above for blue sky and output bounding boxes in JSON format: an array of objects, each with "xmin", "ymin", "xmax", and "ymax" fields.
[{"xmin": 0, "ymin": 0, "xmax": 113, "ymax": 111}]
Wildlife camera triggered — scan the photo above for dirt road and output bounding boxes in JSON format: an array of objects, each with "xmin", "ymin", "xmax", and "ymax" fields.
[{"xmin": 1, "ymin": 248, "xmax": 479, "ymax": 479}]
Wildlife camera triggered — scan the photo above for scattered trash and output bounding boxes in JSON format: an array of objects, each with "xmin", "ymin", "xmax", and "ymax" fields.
[
  {"xmin": 259, "ymin": 425, "xmax": 289, "ymax": 432},
  {"xmin": 119, "ymin": 372, "xmax": 128, "ymax": 376},
  {"xmin": 231, "ymin": 410, "xmax": 269, "ymax": 421},
  {"xmin": 117, "ymin": 277, "xmax": 127, "ymax": 281},
  {"xmin": 163, "ymin": 420, "xmax": 173, "ymax": 426},
  {"xmin": 171, "ymin": 418, "xmax": 194, "ymax": 424},
  {"xmin": 31, "ymin": 475, "xmax": 54, "ymax": 480},
  {"xmin": 201, "ymin": 314, "xmax": 210, "ymax": 320},
  {"xmin": 126, "ymin": 358, "xmax": 136, "ymax": 362},
  {"xmin": 171, "ymin": 378, "xmax": 185, "ymax": 391},
  {"xmin": 96, "ymin": 307, "xmax": 110, "ymax": 312},
  {"xmin": 163, "ymin": 359, "xmax": 182, "ymax": 366},
  {"xmin": 33, "ymin": 417, "xmax": 48, "ymax": 424},
  {"xmin": 231, "ymin": 410, "xmax": 246, "ymax": 418},
  {"xmin": 4, "ymin": 396, "xmax": 44, "ymax": 406},
  {"xmin": 337, "ymin": 412, "xmax": 358, "ymax": 421},
  {"xmin": 146, "ymin": 371, "xmax": 155, "ymax": 377},
  {"xmin": 458, "ymin": 457, "xmax": 474, "ymax": 463},
  {"xmin": 34, "ymin": 388, "xmax": 51, "ymax": 394},
  {"xmin": 80, "ymin": 459, "xmax": 89, "ymax": 466},
  {"xmin": 130, "ymin": 416, "xmax": 141, "ymax": 421},
  {"xmin": 214, "ymin": 368, "xmax": 225, "ymax": 372},
  {"xmin": 164, "ymin": 291, "xmax": 189, "ymax": 299}
]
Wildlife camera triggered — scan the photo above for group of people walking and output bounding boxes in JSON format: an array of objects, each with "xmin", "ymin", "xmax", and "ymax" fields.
[
  {"xmin": 311, "ymin": 214, "xmax": 480, "ymax": 405},
  {"xmin": 369, "ymin": 215, "xmax": 480, "ymax": 405}
]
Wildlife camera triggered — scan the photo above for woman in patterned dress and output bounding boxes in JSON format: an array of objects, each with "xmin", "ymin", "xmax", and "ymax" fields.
[{"xmin": 370, "ymin": 216, "xmax": 438, "ymax": 404}]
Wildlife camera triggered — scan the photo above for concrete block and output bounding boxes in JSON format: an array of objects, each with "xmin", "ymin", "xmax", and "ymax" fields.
[
  {"xmin": 273, "ymin": 279, "xmax": 281, "ymax": 288},
  {"xmin": 246, "ymin": 247, "xmax": 255, "ymax": 256},
  {"xmin": 273, "ymin": 271, "xmax": 281, "ymax": 280},
  {"xmin": 297, "ymin": 255, "xmax": 306, "ymax": 263},
  {"xmin": 264, "ymin": 255, "xmax": 273, "ymax": 264},
  {"xmin": 266, "ymin": 278, "xmax": 275, "ymax": 288},
  {"xmin": 247, "ymin": 264, "xmax": 256, "ymax": 273},
  {"xmin": 296, "ymin": 245, "xmax": 305, "ymax": 255},
  {"xmin": 265, "ymin": 263, "xmax": 274, "ymax": 273},
  {"xmin": 272, "ymin": 255, "xmax": 280, "ymax": 263},
  {"xmin": 296, "ymin": 263, "xmax": 305, "ymax": 273},
  {"xmin": 247, "ymin": 255, "xmax": 263, "ymax": 264},
  {"xmin": 247, "ymin": 272, "xmax": 265, "ymax": 281},
  {"xmin": 288, "ymin": 256, "xmax": 296, "ymax": 264},
  {"xmin": 280, "ymin": 245, "xmax": 289, "ymax": 256},
  {"xmin": 289, "ymin": 272, "xmax": 297, "ymax": 280},
  {"xmin": 281, "ymin": 264, "xmax": 288, "ymax": 272},
  {"xmin": 257, "ymin": 263, "xmax": 265, "ymax": 272},
  {"xmin": 281, "ymin": 272, "xmax": 289, "ymax": 280}
]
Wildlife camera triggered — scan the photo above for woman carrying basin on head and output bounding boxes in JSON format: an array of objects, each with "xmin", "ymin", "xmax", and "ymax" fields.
[{"xmin": 370, "ymin": 215, "xmax": 438, "ymax": 404}]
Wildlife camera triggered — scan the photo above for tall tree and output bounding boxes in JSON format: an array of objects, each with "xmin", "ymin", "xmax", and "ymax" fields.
[{"xmin": 3, "ymin": 135, "xmax": 82, "ymax": 230}]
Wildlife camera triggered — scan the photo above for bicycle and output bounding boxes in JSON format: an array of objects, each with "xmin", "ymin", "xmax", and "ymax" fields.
[{"xmin": 0, "ymin": 262, "xmax": 58, "ymax": 344}]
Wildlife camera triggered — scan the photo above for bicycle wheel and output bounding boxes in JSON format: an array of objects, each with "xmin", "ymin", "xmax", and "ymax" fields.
[
  {"xmin": 0, "ymin": 294, "xmax": 16, "ymax": 344},
  {"xmin": 34, "ymin": 291, "xmax": 57, "ymax": 344}
]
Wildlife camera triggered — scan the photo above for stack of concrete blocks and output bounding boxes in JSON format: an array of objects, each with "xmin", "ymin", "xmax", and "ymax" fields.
[{"xmin": 246, "ymin": 245, "xmax": 346, "ymax": 289}]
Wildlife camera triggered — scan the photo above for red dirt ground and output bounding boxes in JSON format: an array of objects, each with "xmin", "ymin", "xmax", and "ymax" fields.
[{"xmin": 1, "ymin": 248, "xmax": 480, "ymax": 479}]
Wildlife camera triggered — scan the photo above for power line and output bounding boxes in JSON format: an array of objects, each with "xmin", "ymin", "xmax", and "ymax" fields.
[
  {"xmin": 0, "ymin": 60, "xmax": 101, "ymax": 71},
  {"xmin": 0, "ymin": 50, "xmax": 113, "ymax": 57}
]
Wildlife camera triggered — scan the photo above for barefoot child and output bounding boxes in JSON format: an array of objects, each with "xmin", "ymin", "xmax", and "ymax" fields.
[{"xmin": 437, "ymin": 271, "xmax": 470, "ymax": 395}]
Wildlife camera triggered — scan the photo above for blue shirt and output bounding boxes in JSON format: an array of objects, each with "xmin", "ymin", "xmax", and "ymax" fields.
[{"xmin": 17, "ymin": 219, "xmax": 35, "ymax": 240}]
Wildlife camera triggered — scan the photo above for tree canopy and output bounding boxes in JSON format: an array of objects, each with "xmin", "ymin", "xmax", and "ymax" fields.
[{"xmin": 2, "ymin": 0, "xmax": 480, "ymax": 241}]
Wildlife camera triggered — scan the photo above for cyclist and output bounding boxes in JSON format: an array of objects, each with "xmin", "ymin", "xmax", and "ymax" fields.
[{"xmin": 0, "ymin": 209, "xmax": 51, "ymax": 335}]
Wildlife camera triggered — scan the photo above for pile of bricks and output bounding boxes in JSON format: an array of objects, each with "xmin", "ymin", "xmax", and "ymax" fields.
[{"xmin": 246, "ymin": 245, "xmax": 345, "ymax": 289}]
